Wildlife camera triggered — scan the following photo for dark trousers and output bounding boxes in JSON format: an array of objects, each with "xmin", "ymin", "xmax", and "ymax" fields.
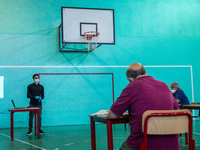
[
  {"xmin": 29, "ymin": 104, "xmax": 42, "ymax": 131},
  {"xmin": 119, "ymin": 141, "xmax": 136, "ymax": 150}
]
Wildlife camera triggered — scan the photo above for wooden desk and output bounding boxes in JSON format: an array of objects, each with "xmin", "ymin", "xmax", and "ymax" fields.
[
  {"xmin": 183, "ymin": 104, "xmax": 200, "ymax": 118},
  {"xmin": 10, "ymin": 107, "xmax": 40, "ymax": 140},
  {"xmin": 89, "ymin": 114, "xmax": 129, "ymax": 150},
  {"xmin": 182, "ymin": 104, "xmax": 200, "ymax": 144}
]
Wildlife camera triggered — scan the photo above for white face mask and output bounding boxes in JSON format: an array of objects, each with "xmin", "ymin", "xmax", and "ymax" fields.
[
  {"xmin": 34, "ymin": 79, "xmax": 40, "ymax": 83},
  {"xmin": 128, "ymin": 78, "xmax": 134, "ymax": 83},
  {"xmin": 171, "ymin": 89, "xmax": 176, "ymax": 93}
]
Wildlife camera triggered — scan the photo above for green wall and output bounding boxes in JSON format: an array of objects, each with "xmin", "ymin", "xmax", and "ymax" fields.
[{"xmin": 0, "ymin": 0, "xmax": 200, "ymax": 128}]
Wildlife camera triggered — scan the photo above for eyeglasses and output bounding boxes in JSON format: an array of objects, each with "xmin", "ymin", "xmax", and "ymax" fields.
[{"xmin": 170, "ymin": 86, "xmax": 175, "ymax": 88}]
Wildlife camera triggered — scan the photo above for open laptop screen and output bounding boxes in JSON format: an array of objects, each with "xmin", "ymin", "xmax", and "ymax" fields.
[{"xmin": 11, "ymin": 99, "xmax": 16, "ymax": 108}]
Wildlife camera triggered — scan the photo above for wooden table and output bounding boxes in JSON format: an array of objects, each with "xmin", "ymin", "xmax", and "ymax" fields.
[
  {"xmin": 89, "ymin": 114, "xmax": 129, "ymax": 150},
  {"xmin": 10, "ymin": 107, "xmax": 40, "ymax": 140},
  {"xmin": 183, "ymin": 104, "xmax": 200, "ymax": 118},
  {"xmin": 182, "ymin": 104, "xmax": 200, "ymax": 144}
]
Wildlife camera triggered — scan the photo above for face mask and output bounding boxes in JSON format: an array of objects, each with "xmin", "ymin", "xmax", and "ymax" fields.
[
  {"xmin": 128, "ymin": 78, "xmax": 134, "ymax": 83},
  {"xmin": 34, "ymin": 79, "xmax": 40, "ymax": 83},
  {"xmin": 171, "ymin": 89, "xmax": 176, "ymax": 93}
]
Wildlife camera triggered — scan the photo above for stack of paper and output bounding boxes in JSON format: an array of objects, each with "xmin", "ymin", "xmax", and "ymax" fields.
[
  {"xmin": 90, "ymin": 110, "xmax": 129, "ymax": 116},
  {"xmin": 90, "ymin": 110, "xmax": 109, "ymax": 116}
]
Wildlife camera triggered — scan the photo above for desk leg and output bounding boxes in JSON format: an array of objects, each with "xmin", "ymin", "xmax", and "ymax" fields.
[
  {"xmin": 34, "ymin": 111, "xmax": 36, "ymax": 136},
  {"xmin": 107, "ymin": 120, "xmax": 113, "ymax": 150},
  {"xmin": 37, "ymin": 110, "xmax": 40, "ymax": 138},
  {"xmin": 11, "ymin": 112, "xmax": 14, "ymax": 140},
  {"xmin": 90, "ymin": 117, "xmax": 96, "ymax": 150},
  {"xmin": 199, "ymin": 110, "xmax": 200, "ymax": 117}
]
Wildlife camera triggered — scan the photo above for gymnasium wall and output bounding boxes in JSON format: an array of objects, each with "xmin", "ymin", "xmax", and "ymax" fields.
[{"xmin": 0, "ymin": 0, "xmax": 199, "ymax": 128}]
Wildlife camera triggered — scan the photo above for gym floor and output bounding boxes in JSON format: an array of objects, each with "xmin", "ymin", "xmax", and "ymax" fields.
[{"xmin": 1, "ymin": 121, "xmax": 200, "ymax": 150}]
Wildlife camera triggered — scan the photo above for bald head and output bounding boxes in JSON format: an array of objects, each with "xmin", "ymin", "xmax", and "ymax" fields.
[
  {"xmin": 126, "ymin": 63, "xmax": 147, "ymax": 81},
  {"xmin": 127, "ymin": 63, "xmax": 143, "ymax": 71}
]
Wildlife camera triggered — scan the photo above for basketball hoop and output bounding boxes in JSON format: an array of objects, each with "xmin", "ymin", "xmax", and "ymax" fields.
[{"xmin": 84, "ymin": 31, "xmax": 100, "ymax": 52}]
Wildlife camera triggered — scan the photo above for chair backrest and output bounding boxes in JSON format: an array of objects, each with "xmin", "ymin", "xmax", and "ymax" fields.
[{"xmin": 142, "ymin": 109, "xmax": 191, "ymax": 135}]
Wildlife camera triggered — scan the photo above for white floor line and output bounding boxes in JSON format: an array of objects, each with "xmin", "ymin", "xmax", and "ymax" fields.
[
  {"xmin": 113, "ymin": 137, "xmax": 125, "ymax": 139},
  {"xmin": 84, "ymin": 140, "xmax": 91, "ymax": 142},
  {"xmin": 0, "ymin": 133, "xmax": 47, "ymax": 150},
  {"xmin": 65, "ymin": 143, "xmax": 74, "ymax": 146},
  {"xmin": 193, "ymin": 132, "xmax": 200, "ymax": 136},
  {"xmin": 55, "ymin": 148, "xmax": 59, "ymax": 150}
]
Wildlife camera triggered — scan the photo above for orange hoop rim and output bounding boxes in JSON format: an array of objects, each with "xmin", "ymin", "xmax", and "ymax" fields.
[{"xmin": 84, "ymin": 31, "xmax": 100, "ymax": 39}]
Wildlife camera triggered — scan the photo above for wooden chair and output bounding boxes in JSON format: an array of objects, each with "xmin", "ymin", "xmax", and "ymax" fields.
[{"xmin": 140, "ymin": 109, "xmax": 195, "ymax": 150}]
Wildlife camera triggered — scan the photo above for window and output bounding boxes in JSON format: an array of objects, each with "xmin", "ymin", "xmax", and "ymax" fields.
[{"xmin": 0, "ymin": 76, "xmax": 4, "ymax": 98}]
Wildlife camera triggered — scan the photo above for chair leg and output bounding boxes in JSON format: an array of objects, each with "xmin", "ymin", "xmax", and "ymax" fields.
[
  {"xmin": 185, "ymin": 132, "xmax": 188, "ymax": 145},
  {"xmin": 140, "ymin": 142, "xmax": 144, "ymax": 150},
  {"xmin": 192, "ymin": 140, "xmax": 195, "ymax": 150},
  {"xmin": 124, "ymin": 123, "xmax": 126, "ymax": 129}
]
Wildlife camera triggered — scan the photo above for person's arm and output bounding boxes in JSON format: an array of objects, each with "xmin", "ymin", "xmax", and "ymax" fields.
[
  {"xmin": 175, "ymin": 99, "xmax": 181, "ymax": 103},
  {"xmin": 172, "ymin": 96, "xmax": 179, "ymax": 110},
  {"xmin": 108, "ymin": 87, "xmax": 131, "ymax": 119},
  {"xmin": 175, "ymin": 89, "xmax": 183, "ymax": 104},
  {"xmin": 27, "ymin": 85, "xmax": 35, "ymax": 99},
  {"xmin": 41, "ymin": 86, "xmax": 44, "ymax": 99},
  {"xmin": 108, "ymin": 109, "xmax": 119, "ymax": 119}
]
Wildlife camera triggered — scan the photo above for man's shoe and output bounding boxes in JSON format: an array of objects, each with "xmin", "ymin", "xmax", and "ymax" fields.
[
  {"xmin": 39, "ymin": 130, "xmax": 45, "ymax": 135},
  {"xmin": 26, "ymin": 130, "xmax": 32, "ymax": 136}
]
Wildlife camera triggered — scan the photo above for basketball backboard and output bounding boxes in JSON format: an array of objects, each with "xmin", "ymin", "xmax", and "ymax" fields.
[{"xmin": 61, "ymin": 7, "xmax": 115, "ymax": 45}]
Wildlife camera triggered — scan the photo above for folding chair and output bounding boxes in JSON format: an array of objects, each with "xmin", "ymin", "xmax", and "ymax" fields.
[{"xmin": 140, "ymin": 109, "xmax": 195, "ymax": 150}]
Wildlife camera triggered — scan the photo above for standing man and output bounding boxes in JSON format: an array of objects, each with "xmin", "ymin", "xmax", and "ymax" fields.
[
  {"xmin": 108, "ymin": 63, "xmax": 179, "ymax": 150},
  {"xmin": 170, "ymin": 82, "xmax": 190, "ymax": 109},
  {"xmin": 26, "ymin": 74, "xmax": 45, "ymax": 136}
]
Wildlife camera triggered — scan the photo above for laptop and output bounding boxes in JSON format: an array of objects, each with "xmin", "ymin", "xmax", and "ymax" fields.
[{"xmin": 11, "ymin": 99, "xmax": 26, "ymax": 109}]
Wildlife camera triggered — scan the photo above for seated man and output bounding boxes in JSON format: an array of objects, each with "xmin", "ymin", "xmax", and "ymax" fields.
[
  {"xmin": 108, "ymin": 63, "xmax": 179, "ymax": 150},
  {"xmin": 170, "ymin": 82, "xmax": 190, "ymax": 109}
]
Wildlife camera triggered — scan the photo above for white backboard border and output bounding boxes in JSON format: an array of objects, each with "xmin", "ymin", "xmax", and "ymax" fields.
[{"xmin": 61, "ymin": 7, "xmax": 115, "ymax": 45}]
